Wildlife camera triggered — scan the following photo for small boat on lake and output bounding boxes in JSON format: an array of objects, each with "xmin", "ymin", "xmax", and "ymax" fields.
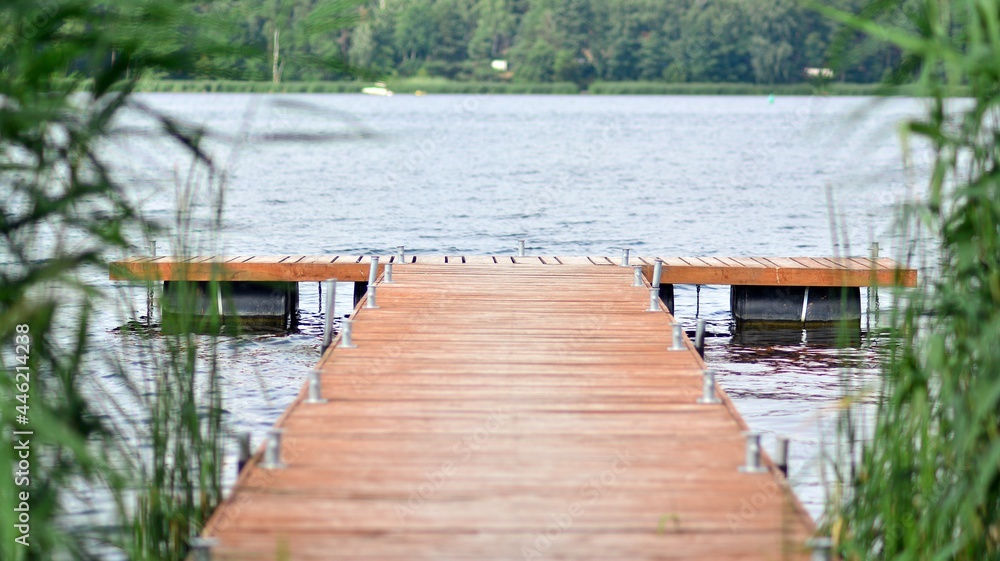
[{"xmin": 361, "ymin": 82, "xmax": 393, "ymax": 96}]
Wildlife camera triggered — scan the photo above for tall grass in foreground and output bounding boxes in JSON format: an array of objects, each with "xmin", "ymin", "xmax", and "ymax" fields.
[
  {"xmin": 816, "ymin": 0, "xmax": 1000, "ymax": 557},
  {"xmin": 1, "ymin": 1, "xmax": 362, "ymax": 559},
  {"xmin": 0, "ymin": 2, "xmax": 235, "ymax": 558}
]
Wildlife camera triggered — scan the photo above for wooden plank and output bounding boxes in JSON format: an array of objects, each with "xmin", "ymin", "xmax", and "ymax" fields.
[
  {"xmin": 296, "ymin": 255, "xmax": 339, "ymax": 264},
  {"xmin": 755, "ymin": 257, "xmax": 801, "ymax": 269},
  {"xmin": 207, "ymin": 532, "xmax": 806, "ymax": 561},
  {"xmin": 727, "ymin": 257, "xmax": 767, "ymax": 269},
  {"xmin": 790, "ymin": 257, "xmax": 828, "ymax": 269},
  {"xmin": 552, "ymin": 256, "xmax": 593, "ymax": 265},
  {"xmin": 199, "ymin": 263, "xmax": 814, "ymax": 560},
  {"xmin": 512, "ymin": 256, "xmax": 545, "ymax": 265},
  {"xmin": 848, "ymin": 257, "xmax": 883, "ymax": 270},
  {"xmin": 242, "ymin": 255, "xmax": 288, "ymax": 264},
  {"xmin": 811, "ymin": 257, "xmax": 849, "ymax": 269}
]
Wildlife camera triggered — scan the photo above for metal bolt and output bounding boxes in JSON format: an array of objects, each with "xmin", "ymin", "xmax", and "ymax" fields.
[
  {"xmin": 806, "ymin": 537, "xmax": 833, "ymax": 561},
  {"xmin": 739, "ymin": 431, "xmax": 768, "ymax": 473},
  {"xmin": 321, "ymin": 279, "xmax": 337, "ymax": 353},
  {"xmin": 262, "ymin": 428, "xmax": 285, "ymax": 469},
  {"xmin": 621, "ymin": 248, "xmax": 630, "ymax": 266},
  {"xmin": 237, "ymin": 432, "xmax": 251, "ymax": 473},
  {"xmin": 189, "ymin": 537, "xmax": 217, "ymax": 561},
  {"xmin": 306, "ymin": 370, "xmax": 328, "ymax": 404},
  {"xmin": 384, "ymin": 262, "xmax": 394, "ymax": 284},
  {"xmin": 647, "ymin": 287, "xmax": 660, "ymax": 312},
  {"xmin": 652, "ymin": 258, "xmax": 663, "ymax": 289},
  {"xmin": 632, "ymin": 265, "xmax": 644, "ymax": 287},
  {"xmin": 697, "ymin": 369, "xmax": 721, "ymax": 404},
  {"xmin": 671, "ymin": 323, "xmax": 685, "ymax": 351},
  {"xmin": 396, "ymin": 245, "xmax": 405, "ymax": 264},
  {"xmin": 340, "ymin": 318, "xmax": 356, "ymax": 348},
  {"xmin": 366, "ymin": 285, "xmax": 379, "ymax": 309},
  {"xmin": 775, "ymin": 436, "xmax": 790, "ymax": 477},
  {"xmin": 517, "ymin": 240, "xmax": 526, "ymax": 257},
  {"xmin": 694, "ymin": 318, "xmax": 707, "ymax": 358}
]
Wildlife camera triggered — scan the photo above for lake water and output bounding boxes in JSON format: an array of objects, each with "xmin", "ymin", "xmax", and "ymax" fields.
[{"xmin": 99, "ymin": 93, "xmax": 928, "ymax": 522}]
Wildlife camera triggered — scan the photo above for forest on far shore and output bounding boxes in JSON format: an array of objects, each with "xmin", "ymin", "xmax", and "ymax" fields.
[{"xmin": 188, "ymin": 0, "xmax": 907, "ymax": 86}]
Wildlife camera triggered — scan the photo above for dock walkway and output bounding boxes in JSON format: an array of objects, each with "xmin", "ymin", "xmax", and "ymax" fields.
[{"xmin": 199, "ymin": 263, "xmax": 815, "ymax": 560}]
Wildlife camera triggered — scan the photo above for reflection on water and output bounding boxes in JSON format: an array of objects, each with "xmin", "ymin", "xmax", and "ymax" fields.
[{"xmin": 730, "ymin": 324, "xmax": 863, "ymax": 348}]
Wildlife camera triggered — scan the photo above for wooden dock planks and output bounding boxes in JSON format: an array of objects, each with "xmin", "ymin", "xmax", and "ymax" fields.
[
  {"xmin": 111, "ymin": 254, "xmax": 916, "ymax": 288},
  {"xmin": 200, "ymin": 264, "xmax": 814, "ymax": 560}
]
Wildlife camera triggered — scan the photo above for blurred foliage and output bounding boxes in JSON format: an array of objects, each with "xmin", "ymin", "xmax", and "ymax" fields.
[
  {"xmin": 0, "ymin": 0, "xmax": 360, "ymax": 559},
  {"xmin": 819, "ymin": 0, "xmax": 1000, "ymax": 557}
]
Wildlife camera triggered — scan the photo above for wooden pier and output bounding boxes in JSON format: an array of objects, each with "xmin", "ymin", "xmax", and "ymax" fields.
[
  {"xmin": 183, "ymin": 261, "xmax": 830, "ymax": 560},
  {"xmin": 109, "ymin": 254, "xmax": 916, "ymax": 558}
]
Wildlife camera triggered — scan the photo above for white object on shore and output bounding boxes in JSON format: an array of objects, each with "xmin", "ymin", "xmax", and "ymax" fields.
[{"xmin": 362, "ymin": 81, "xmax": 394, "ymax": 96}]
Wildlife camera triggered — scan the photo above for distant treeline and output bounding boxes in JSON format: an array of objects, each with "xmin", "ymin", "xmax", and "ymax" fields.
[
  {"xmin": 184, "ymin": 0, "xmax": 906, "ymax": 86},
  {"xmin": 133, "ymin": 78, "xmax": 933, "ymax": 96}
]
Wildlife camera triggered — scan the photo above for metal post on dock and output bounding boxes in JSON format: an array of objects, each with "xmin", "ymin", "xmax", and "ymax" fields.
[
  {"xmin": 368, "ymin": 256, "xmax": 380, "ymax": 286},
  {"xmin": 341, "ymin": 318, "xmax": 357, "ymax": 348},
  {"xmin": 384, "ymin": 262, "xmax": 394, "ymax": 284},
  {"xmin": 806, "ymin": 537, "xmax": 833, "ymax": 561},
  {"xmin": 262, "ymin": 428, "xmax": 285, "ymax": 469},
  {"xmin": 647, "ymin": 287, "xmax": 660, "ymax": 312},
  {"xmin": 517, "ymin": 240, "xmax": 526, "ymax": 257},
  {"xmin": 146, "ymin": 240, "xmax": 156, "ymax": 327},
  {"xmin": 189, "ymin": 538, "xmax": 217, "ymax": 561},
  {"xmin": 652, "ymin": 258, "xmax": 663, "ymax": 289},
  {"xmin": 868, "ymin": 242, "xmax": 880, "ymax": 317},
  {"xmin": 696, "ymin": 369, "xmax": 721, "ymax": 404},
  {"xmin": 366, "ymin": 254, "xmax": 381, "ymax": 309},
  {"xmin": 621, "ymin": 248, "xmax": 630, "ymax": 266},
  {"xmin": 237, "ymin": 432, "xmax": 251, "ymax": 473},
  {"xmin": 739, "ymin": 431, "xmax": 767, "ymax": 473},
  {"xmin": 694, "ymin": 318, "xmax": 707, "ymax": 358},
  {"xmin": 670, "ymin": 323, "xmax": 685, "ymax": 351},
  {"xmin": 396, "ymin": 246, "xmax": 406, "ymax": 264},
  {"xmin": 775, "ymin": 436, "xmax": 790, "ymax": 477},
  {"xmin": 306, "ymin": 369, "xmax": 328, "ymax": 404},
  {"xmin": 632, "ymin": 265, "xmax": 644, "ymax": 287},
  {"xmin": 321, "ymin": 279, "xmax": 337, "ymax": 353}
]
